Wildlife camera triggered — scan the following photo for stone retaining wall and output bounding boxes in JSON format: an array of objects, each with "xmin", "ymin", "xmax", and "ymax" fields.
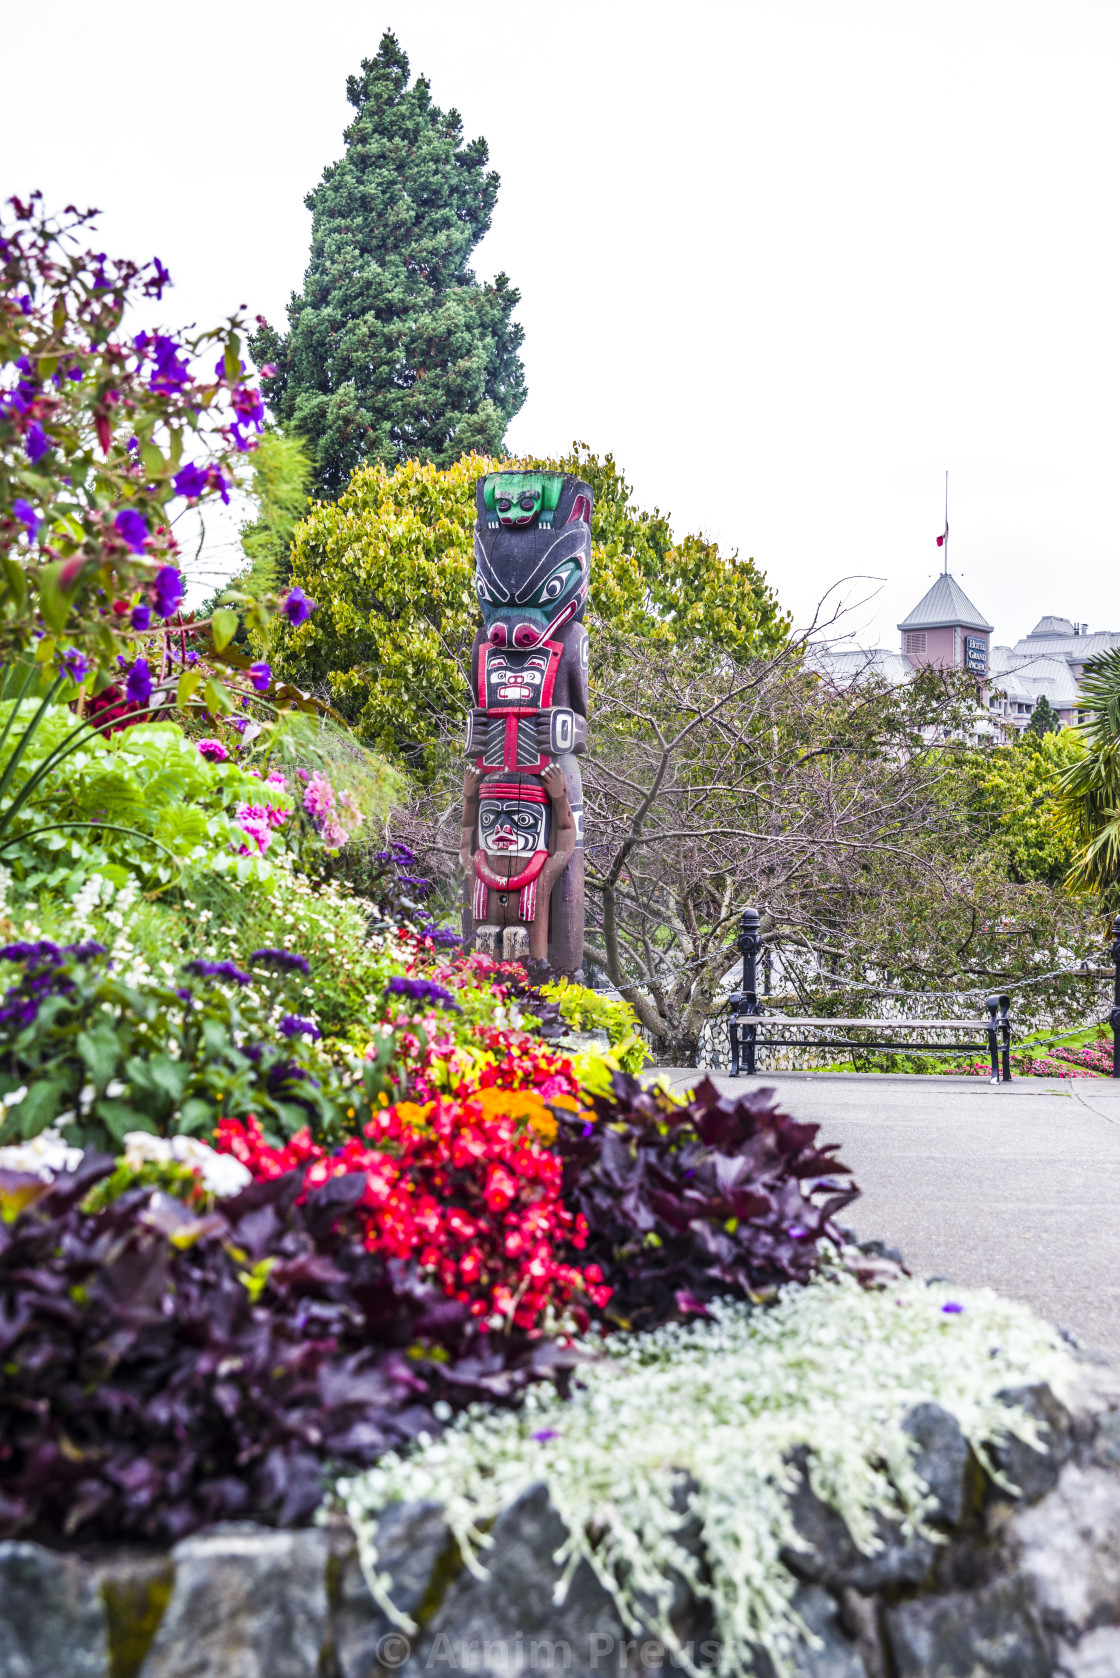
[{"xmin": 4, "ymin": 1360, "xmax": 1120, "ymax": 1678}]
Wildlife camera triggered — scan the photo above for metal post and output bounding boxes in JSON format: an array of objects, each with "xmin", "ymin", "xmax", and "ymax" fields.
[
  {"xmin": 985, "ymin": 994, "xmax": 1000, "ymax": 1084},
  {"xmin": 729, "ymin": 907, "xmax": 763, "ymax": 1077},
  {"xmin": 1111, "ymin": 914, "xmax": 1120, "ymax": 1080},
  {"xmin": 999, "ymin": 993, "xmax": 1012, "ymax": 1082}
]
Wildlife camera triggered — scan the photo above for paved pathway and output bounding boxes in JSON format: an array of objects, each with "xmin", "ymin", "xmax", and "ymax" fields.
[{"xmin": 657, "ymin": 1070, "xmax": 1120, "ymax": 1357}]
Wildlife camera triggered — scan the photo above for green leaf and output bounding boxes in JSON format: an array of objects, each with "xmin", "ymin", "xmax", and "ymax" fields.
[
  {"xmin": 177, "ymin": 669, "xmax": 202, "ymax": 707},
  {"xmin": 1, "ymin": 558, "xmax": 27, "ymax": 610},
  {"xmin": 177, "ymin": 1097, "xmax": 214, "ymax": 1135},
  {"xmin": 38, "ymin": 561, "xmax": 75, "ymax": 633},
  {"xmin": 76, "ymin": 1024, "xmax": 121, "ymax": 1090},
  {"xmin": 203, "ymin": 676, "xmax": 233, "ymax": 713},
  {"xmin": 211, "ymin": 608, "xmax": 238, "ymax": 651},
  {"xmin": 223, "ymin": 335, "xmax": 242, "ymax": 381},
  {"xmin": 94, "ymin": 1100, "xmax": 157, "ymax": 1144},
  {"xmin": 12, "ymin": 1076, "xmax": 70, "ymax": 1141},
  {"xmin": 141, "ymin": 442, "xmax": 164, "ymax": 478}
]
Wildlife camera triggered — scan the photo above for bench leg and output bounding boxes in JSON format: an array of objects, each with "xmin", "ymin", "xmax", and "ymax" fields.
[
  {"xmin": 729, "ymin": 1021, "xmax": 740, "ymax": 1078},
  {"xmin": 744, "ymin": 1022, "xmax": 756, "ymax": 1077}
]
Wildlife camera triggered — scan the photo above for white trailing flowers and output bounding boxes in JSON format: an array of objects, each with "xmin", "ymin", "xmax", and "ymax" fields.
[{"xmin": 339, "ymin": 1270, "xmax": 1074, "ymax": 1678}]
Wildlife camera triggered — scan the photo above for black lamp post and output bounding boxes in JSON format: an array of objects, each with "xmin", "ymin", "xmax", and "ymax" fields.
[{"xmin": 729, "ymin": 907, "xmax": 764, "ymax": 1077}]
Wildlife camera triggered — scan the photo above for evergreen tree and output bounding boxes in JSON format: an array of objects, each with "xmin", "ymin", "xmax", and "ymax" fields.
[
  {"xmin": 251, "ymin": 32, "xmax": 526, "ymax": 496},
  {"xmin": 1026, "ymin": 693, "xmax": 1062, "ymax": 738}
]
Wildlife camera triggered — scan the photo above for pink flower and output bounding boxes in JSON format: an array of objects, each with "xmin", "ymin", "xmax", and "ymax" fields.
[
  {"xmin": 198, "ymin": 739, "xmax": 229, "ymax": 763},
  {"xmin": 265, "ymin": 769, "xmax": 288, "ymax": 790},
  {"xmin": 320, "ymin": 814, "xmax": 349, "ymax": 851},
  {"xmin": 303, "ymin": 771, "xmax": 334, "ymax": 821},
  {"xmin": 265, "ymin": 803, "xmax": 290, "ymax": 830},
  {"xmin": 235, "ymin": 802, "xmax": 273, "ymax": 855}
]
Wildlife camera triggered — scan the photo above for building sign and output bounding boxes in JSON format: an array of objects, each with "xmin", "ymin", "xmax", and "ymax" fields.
[{"xmin": 964, "ymin": 635, "xmax": 987, "ymax": 674}]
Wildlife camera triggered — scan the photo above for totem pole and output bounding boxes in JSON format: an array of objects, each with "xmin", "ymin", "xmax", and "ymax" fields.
[{"xmin": 459, "ymin": 470, "xmax": 591, "ymax": 976}]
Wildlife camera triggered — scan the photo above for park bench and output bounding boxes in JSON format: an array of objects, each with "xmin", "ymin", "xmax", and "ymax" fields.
[{"xmin": 726, "ymin": 909, "xmax": 1015, "ymax": 1083}]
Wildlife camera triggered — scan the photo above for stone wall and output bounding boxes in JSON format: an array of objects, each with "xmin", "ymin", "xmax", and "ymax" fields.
[{"xmin": 4, "ymin": 1359, "xmax": 1120, "ymax": 1678}]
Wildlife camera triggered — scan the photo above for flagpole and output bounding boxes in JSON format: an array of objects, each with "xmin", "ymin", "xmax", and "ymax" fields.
[{"xmin": 943, "ymin": 470, "xmax": 948, "ymax": 575}]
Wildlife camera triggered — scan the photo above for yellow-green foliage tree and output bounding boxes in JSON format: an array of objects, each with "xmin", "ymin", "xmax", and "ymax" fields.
[
  {"xmin": 268, "ymin": 445, "xmax": 789, "ymax": 763},
  {"xmin": 966, "ymin": 727, "xmax": 1085, "ymax": 885}
]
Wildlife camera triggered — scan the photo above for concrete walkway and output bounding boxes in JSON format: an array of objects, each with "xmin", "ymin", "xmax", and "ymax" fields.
[{"xmin": 657, "ymin": 1070, "xmax": 1120, "ymax": 1357}]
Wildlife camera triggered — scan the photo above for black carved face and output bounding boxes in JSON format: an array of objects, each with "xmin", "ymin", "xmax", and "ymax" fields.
[
  {"xmin": 478, "ymin": 795, "xmax": 548, "ymax": 856},
  {"xmin": 485, "ymin": 651, "xmax": 549, "ymax": 705},
  {"xmin": 474, "ymin": 474, "xmax": 593, "ymax": 649}
]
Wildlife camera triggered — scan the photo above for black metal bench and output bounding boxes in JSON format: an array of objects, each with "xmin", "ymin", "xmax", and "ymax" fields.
[{"xmin": 726, "ymin": 909, "xmax": 1013, "ymax": 1084}]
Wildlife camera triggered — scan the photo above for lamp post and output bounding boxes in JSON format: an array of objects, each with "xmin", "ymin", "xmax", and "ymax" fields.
[{"xmin": 729, "ymin": 907, "xmax": 764, "ymax": 1077}]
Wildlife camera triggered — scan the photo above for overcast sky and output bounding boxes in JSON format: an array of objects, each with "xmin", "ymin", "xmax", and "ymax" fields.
[{"xmin": 6, "ymin": 1, "xmax": 1118, "ymax": 646}]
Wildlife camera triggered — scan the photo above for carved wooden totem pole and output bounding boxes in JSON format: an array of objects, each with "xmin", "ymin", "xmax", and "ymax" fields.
[{"xmin": 459, "ymin": 470, "xmax": 591, "ymax": 976}]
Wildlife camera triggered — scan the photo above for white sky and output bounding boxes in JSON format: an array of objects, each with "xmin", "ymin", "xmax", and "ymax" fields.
[{"xmin": 6, "ymin": 1, "xmax": 1119, "ymax": 644}]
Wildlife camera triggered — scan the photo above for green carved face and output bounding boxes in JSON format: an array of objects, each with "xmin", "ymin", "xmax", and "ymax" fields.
[{"xmin": 483, "ymin": 472, "xmax": 563, "ymax": 529}]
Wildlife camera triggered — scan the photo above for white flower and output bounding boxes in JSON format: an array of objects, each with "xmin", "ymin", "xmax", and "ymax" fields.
[
  {"xmin": 78, "ymin": 1084, "xmax": 96, "ymax": 1110},
  {"xmin": 0, "ymin": 1127, "xmax": 85, "ymax": 1180},
  {"xmin": 340, "ymin": 1274, "xmax": 1075, "ymax": 1678},
  {"xmin": 105, "ymin": 1080, "xmax": 126, "ymax": 1100},
  {"xmin": 2, "ymin": 1085, "xmax": 28, "ymax": 1108},
  {"xmin": 120, "ymin": 1131, "xmax": 251, "ymax": 1198}
]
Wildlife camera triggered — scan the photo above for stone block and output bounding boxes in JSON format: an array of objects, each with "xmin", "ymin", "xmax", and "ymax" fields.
[
  {"xmin": 885, "ymin": 1575, "xmax": 1051, "ymax": 1677},
  {"xmin": 993, "ymin": 1385, "xmax": 1073, "ymax": 1504},
  {"xmin": 138, "ymin": 1522, "xmax": 329, "ymax": 1678},
  {"xmin": 1057, "ymin": 1627, "xmax": 1120, "ymax": 1678},
  {"xmin": 1009, "ymin": 1463, "xmax": 1120, "ymax": 1639},
  {"xmin": 0, "ymin": 1541, "xmax": 107, "ymax": 1678},
  {"xmin": 903, "ymin": 1402, "xmax": 970, "ymax": 1528},
  {"xmin": 782, "ymin": 1454, "xmax": 934, "ymax": 1593},
  {"xmin": 397, "ymin": 1483, "xmax": 626, "ymax": 1678},
  {"xmin": 332, "ymin": 1502, "xmax": 454, "ymax": 1678}
]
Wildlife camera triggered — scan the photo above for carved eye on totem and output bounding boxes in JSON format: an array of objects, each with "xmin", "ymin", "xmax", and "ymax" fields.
[
  {"xmin": 538, "ymin": 565, "xmax": 574, "ymax": 603},
  {"xmin": 476, "ymin": 575, "xmax": 492, "ymax": 601},
  {"xmin": 519, "ymin": 493, "xmax": 538, "ymax": 511},
  {"xmin": 496, "ymin": 496, "xmax": 512, "ymax": 512}
]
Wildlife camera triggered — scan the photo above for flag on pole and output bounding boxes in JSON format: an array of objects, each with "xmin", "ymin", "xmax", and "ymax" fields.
[{"xmin": 936, "ymin": 532, "xmax": 945, "ymax": 547}]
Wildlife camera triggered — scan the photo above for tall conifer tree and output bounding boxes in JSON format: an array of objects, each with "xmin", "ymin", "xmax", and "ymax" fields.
[{"xmin": 251, "ymin": 33, "xmax": 525, "ymax": 495}]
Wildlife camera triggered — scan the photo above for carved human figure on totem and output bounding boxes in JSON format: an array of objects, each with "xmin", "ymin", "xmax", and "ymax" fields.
[
  {"xmin": 459, "ymin": 764, "xmax": 576, "ymax": 966},
  {"xmin": 461, "ymin": 470, "xmax": 592, "ymax": 976}
]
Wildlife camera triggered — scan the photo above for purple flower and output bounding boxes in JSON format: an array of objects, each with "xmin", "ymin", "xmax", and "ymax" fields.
[
  {"xmin": 250, "ymin": 948, "xmax": 310, "ymax": 974},
  {"xmin": 387, "ymin": 976, "xmax": 459, "ymax": 1011},
  {"xmin": 147, "ymin": 257, "xmax": 171, "ymax": 297},
  {"xmin": 25, "ymin": 422, "xmax": 49, "ymax": 464},
  {"xmin": 941, "ymin": 1302, "xmax": 964, "ymax": 1315},
  {"xmin": 125, "ymin": 659, "xmax": 152, "ymax": 707},
  {"xmin": 232, "ymin": 385, "xmax": 265, "ymax": 426},
  {"xmin": 197, "ymin": 738, "xmax": 229, "ymax": 762},
  {"xmin": 18, "ymin": 294, "xmax": 32, "ymax": 316},
  {"xmin": 11, "ymin": 498, "xmax": 38, "ymax": 542},
  {"xmin": 280, "ymin": 1013, "xmax": 321, "ymax": 1041},
  {"xmin": 130, "ymin": 603, "xmax": 152, "ymax": 631},
  {"xmin": 66, "ymin": 941, "xmax": 107, "ymax": 962},
  {"xmin": 281, "ymin": 586, "xmax": 316, "ymax": 627},
  {"xmin": 582, "ymin": 1122, "xmax": 594, "ymax": 1138},
  {"xmin": 58, "ymin": 647, "xmax": 89, "ymax": 684},
  {"xmin": 787, "ymin": 1225, "xmax": 808, "ymax": 1240},
  {"xmin": 114, "ymin": 508, "xmax": 148, "ymax": 553},
  {"xmin": 248, "ymin": 660, "xmax": 271, "ymax": 693},
  {"xmin": 183, "ymin": 959, "xmax": 251, "ymax": 985},
  {"xmin": 0, "ymin": 940, "xmax": 63, "ymax": 966},
  {"xmin": 172, "ymin": 461, "xmax": 208, "ymax": 499},
  {"xmin": 148, "ymin": 334, "xmax": 191, "ymax": 393},
  {"xmin": 153, "ymin": 566, "xmax": 184, "ymax": 618},
  {"xmin": 531, "ymin": 1429, "xmax": 560, "ymax": 1443}
]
